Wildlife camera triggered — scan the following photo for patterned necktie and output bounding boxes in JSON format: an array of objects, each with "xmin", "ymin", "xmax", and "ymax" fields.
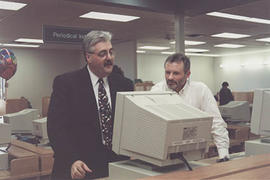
[{"xmin": 98, "ymin": 78, "xmax": 113, "ymax": 149}]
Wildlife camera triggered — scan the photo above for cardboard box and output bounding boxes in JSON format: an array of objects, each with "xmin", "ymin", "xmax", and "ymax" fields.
[
  {"xmin": 232, "ymin": 91, "xmax": 254, "ymax": 104},
  {"xmin": 0, "ymin": 140, "xmax": 54, "ymax": 179},
  {"xmin": 249, "ymin": 132, "xmax": 260, "ymax": 140},
  {"xmin": 0, "ymin": 170, "xmax": 10, "ymax": 179},
  {"xmin": 6, "ymin": 97, "xmax": 30, "ymax": 114},
  {"xmin": 11, "ymin": 140, "xmax": 54, "ymax": 174},
  {"xmin": 7, "ymin": 145, "xmax": 39, "ymax": 176},
  {"xmin": 227, "ymin": 125, "xmax": 250, "ymax": 141},
  {"xmin": 42, "ymin": 96, "xmax": 50, "ymax": 117},
  {"xmin": 204, "ymin": 142, "xmax": 218, "ymax": 158},
  {"xmin": 134, "ymin": 82, "xmax": 154, "ymax": 91}
]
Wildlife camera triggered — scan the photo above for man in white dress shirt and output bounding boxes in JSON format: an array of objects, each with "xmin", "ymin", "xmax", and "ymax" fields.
[{"xmin": 151, "ymin": 53, "xmax": 230, "ymax": 161}]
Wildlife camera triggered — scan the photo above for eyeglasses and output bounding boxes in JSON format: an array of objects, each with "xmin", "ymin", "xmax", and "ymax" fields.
[{"xmin": 88, "ymin": 48, "xmax": 115, "ymax": 59}]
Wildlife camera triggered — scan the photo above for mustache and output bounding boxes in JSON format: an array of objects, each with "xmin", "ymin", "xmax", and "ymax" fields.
[
  {"xmin": 104, "ymin": 60, "xmax": 113, "ymax": 66},
  {"xmin": 167, "ymin": 80, "xmax": 176, "ymax": 84}
]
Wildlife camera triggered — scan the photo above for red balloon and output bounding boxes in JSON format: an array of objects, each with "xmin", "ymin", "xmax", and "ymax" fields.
[{"xmin": 0, "ymin": 48, "xmax": 17, "ymax": 80}]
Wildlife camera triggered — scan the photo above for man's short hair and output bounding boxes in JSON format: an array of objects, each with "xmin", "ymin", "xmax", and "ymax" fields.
[
  {"xmin": 222, "ymin": 81, "xmax": 229, "ymax": 87},
  {"xmin": 164, "ymin": 53, "xmax": 190, "ymax": 74},
  {"xmin": 82, "ymin": 30, "xmax": 112, "ymax": 60}
]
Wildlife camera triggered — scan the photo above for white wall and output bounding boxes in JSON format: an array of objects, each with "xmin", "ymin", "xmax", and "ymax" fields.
[
  {"xmin": 113, "ymin": 41, "xmax": 137, "ymax": 81},
  {"xmin": 137, "ymin": 54, "xmax": 216, "ymax": 92},
  {"xmin": 137, "ymin": 54, "xmax": 166, "ymax": 83},
  {"xmin": 213, "ymin": 52, "xmax": 270, "ymax": 92},
  {"xmin": 7, "ymin": 48, "xmax": 84, "ymax": 110},
  {"xmin": 189, "ymin": 56, "xmax": 215, "ymax": 92}
]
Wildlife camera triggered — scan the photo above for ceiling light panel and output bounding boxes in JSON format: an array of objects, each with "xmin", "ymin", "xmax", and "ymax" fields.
[
  {"xmin": 0, "ymin": 43, "xmax": 40, "ymax": 48},
  {"xmin": 170, "ymin": 40, "xmax": 206, "ymax": 45},
  {"xmin": 15, "ymin": 38, "xmax": 44, "ymax": 43},
  {"xmin": 160, "ymin": 51, "xmax": 219, "ymax": 57},
  {"xmin": 185, "ymin": 40, "xmax": 206, "ymax": 45},
  {"xmin": 207, "ymin": 12, "xmax": 270, "ymax": 25},
  {"xmin": 256, "ymin": 37, "xmax": 270, "ymax": 42},
  {"xmin": 139, "ymin": 46, "xmax": 170, "ymax": 50},
  {"xmin": 248, "ymin": 18, "xmax": 270, "ymax": 24},
  {"xmin": 0, "ymin": 1, "xmax": 27, "ymax": 11},
  {"xmin": 211, "ymin": 32, "xmax": 250, "ymax": 39},
  {"xmin": 80, "ymin": 11, "xmax": 140, "ymax": 22},
  {"xmin": 186, "ymin": 53, "xmax": 220, "ymax": 57},
  {"xmin": 185, "ymin": 48, "xmax": 209, "ymax": 52},
  {"xmin": 136, "ymin": 50, "xmax": 146, "ymax": 53},
  {"xmin": 214, "ymin": 44, "xmax": 246, "ymax": 48},
  {"xmin": 161, "ymin": 51, "xmax": 175, "ymax": 55},
  {"xmin": 207, "ymin": 12, "xmax": 248, "ymax": 21}
]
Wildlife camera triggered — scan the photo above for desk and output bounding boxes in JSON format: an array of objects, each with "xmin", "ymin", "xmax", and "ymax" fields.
[
  {"xmin": 245, "ymin": 139, "xmax": 270, "ymax": 156},
  {"xmin": 138, "ymin": 153, "xmax": 270, "ymax": 180},
  {"xmin": 216, "ymin": 166, "xmax": 270, "ymax": 180},
  {"xmin": 109, "ymin": 160, "xmax": 208, "ymax": 180},
  {"xmin": 0, "ymin": 171, "xmax": 40, "ymax": 180}
]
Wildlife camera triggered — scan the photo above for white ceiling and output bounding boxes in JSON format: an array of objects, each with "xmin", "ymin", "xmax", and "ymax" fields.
[{"xmin": 0, "ymin": 0, "xmax": 270, "ymax": 55}]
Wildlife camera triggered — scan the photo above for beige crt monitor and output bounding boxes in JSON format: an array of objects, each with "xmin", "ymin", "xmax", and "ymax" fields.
[
  {"xmin": 251, "ymin": 89, "xmax": 270, "ymax": 137},
  {"xmin": 3, "ymin": 108, "xmax": 40, "ymax": 133},
  {"xmin": 219, "ymin": 101, "xmax": 250, "ymax": 122},
  {"xmin": 32, "ymin": 117, "xmax": 48, "ymax": 139},
  {"xmin": 112, "ymin": 92, "xmax": 213, "ymax": 167}
]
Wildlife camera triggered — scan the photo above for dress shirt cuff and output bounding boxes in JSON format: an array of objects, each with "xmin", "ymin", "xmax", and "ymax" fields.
[{"xmin": 218, "ymin": 148, "xmax": 229, "ymax": 159}]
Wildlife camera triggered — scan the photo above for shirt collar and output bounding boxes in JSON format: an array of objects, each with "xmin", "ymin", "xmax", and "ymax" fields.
[
  {"xmin": 165, "ymin": 78, "xmax": 190, "ymax": 94},
  {"xmin": 179, "ymin": 78, "xmax": 190, "ymax": 94},
  {"xmin": 87, "ymin": 65, "xmax": 108, "ymax": 86}
]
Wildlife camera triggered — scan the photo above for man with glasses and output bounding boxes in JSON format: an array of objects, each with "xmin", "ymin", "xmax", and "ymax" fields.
[{"xmin": 47, "ymin": 31, "xmax": 133, "ymax": 179}]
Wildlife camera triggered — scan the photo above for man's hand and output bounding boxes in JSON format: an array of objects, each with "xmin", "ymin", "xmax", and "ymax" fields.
[{"xmin": 71, "ymin": 160, "xmax": 92, "ymax": 179}]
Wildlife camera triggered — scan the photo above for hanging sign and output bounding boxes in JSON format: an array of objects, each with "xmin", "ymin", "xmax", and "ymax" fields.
[{"xmin": 43, "ymin": 25, "xmax": 91, "ymax": 44}]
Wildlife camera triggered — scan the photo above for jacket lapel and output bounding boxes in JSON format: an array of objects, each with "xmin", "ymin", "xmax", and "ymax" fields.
[
  {"xmin": 78, "ymin": 66, "xmax": 101, "ymax": 134},
  {"xmin": 108, "ymin": 75, "xmax": 117, "ymax": 114}
]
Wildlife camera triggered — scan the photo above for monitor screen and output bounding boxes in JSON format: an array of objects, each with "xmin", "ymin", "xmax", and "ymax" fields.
[
  {"xmin": 218, "ymin": 101, "xmax": 250, "ymax": 122},
  {"xmin": 112, "ymin": 91, "xmax": 213, "ymax": 167},
  {"xmin": 251, "ymin": 89, "xmax": 270, "ymax": 136}
]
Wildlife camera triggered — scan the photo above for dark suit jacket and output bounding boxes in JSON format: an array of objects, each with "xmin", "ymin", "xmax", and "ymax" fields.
[{"xmin": 47, "ymin": 66, "xmax": 133, "ymax": 179}]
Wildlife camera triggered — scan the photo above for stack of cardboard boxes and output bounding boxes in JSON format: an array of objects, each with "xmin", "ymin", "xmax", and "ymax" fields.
[
  {"xmin": 205, "ymin": 124, "xmax": 260, "ymax": 158},
  {"xmin": 0, "ymin": 140, "xmax": 54, "ymax": 180}
]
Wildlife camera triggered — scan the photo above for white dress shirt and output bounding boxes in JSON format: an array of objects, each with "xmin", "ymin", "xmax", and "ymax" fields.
[
  {"xmin": 151, "ymin": 79, "xmax": 230, "ymax": 159},
  {"xmin": 87, "ymin": 66, "xmax": 112, "ymax": 145},
  {"xmin": 87, "ymin": 65, "xmax": 112, "ymax": 109}
]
